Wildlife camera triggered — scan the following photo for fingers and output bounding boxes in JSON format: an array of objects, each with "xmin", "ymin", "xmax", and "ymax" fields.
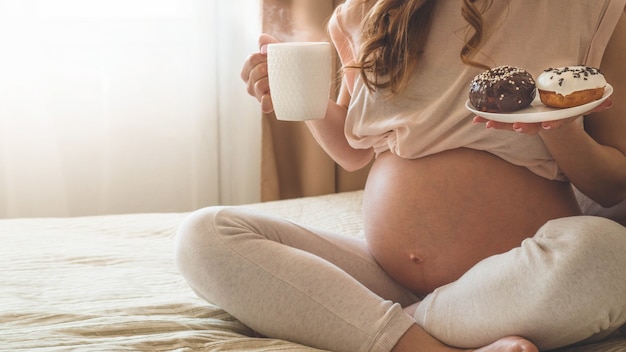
[
  {"xmin": 589, "ymin": 97, "xmax": 613, "ymax": 113},
  {"xmin": 472, "ymin": 116, "xmax": 567, "ymax": 135},
  {"xmin": 537, "ymin": 120, "xmax": 566, "ymax": 131},
  {"xmin": 472, "ymin": 116, "xmax": 524, "ymax": 132},
  {"xmin": 487, "ymin": 121, "xmax": 544, "ymax": 135},
  {"xmin": 241, "ymin": 52, "xmax": 270, "ymax": 99},
  {"xmin": 258, "ymin": 33, "xmax": 280, "ymax": 52},
  {"xmin": 472, "ymin": 97, "xmax": 613, "ymax": 134},
  {"xmin": 260, "ymin": 94, "xmax": 274, "ymax": 114},
  {"xmin": 240, "ymin": 34, "xmax": 281, "ymax": 113}
]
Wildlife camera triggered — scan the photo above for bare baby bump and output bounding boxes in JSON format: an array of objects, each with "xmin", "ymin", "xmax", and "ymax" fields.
[{"xmin": 362, "ymin": 148, "xmax": 581, "ymax": 297}]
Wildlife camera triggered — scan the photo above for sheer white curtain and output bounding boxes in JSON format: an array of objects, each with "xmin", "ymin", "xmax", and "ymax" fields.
[{"xmin": 0, "ymin": 0, "xmax": 261, "ymax": 218}]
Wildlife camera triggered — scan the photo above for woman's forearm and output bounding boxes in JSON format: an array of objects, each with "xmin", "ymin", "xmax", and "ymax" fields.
[
  {"xmin": 305, "ymin": 100, "xmax": 374, "ymax": 172},
  {"xmin": 540, "ymin": 122, "xmax": 626, "ymax": 207}
]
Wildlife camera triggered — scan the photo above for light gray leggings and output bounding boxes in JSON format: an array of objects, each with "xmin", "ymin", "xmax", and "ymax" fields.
[{"xmin": 174, "ymin": 207, "xmax": 626, "ymax": 352}]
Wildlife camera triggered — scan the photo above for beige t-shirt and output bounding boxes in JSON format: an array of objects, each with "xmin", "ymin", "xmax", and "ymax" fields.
[{"xmin": 334, "ymin": 0, "xmax": 625, "ymax": 181}]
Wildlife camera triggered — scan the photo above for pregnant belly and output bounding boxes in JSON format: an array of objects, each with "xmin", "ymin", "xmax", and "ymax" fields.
[{"xmin": 363, "ymin": 148, "xmax": 581, "ymax": 297}]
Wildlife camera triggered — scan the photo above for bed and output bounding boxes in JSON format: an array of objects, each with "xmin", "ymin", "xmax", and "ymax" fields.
[{"xmin": 1, "ymin": 190, "xmax": 625, "ymax": 351}]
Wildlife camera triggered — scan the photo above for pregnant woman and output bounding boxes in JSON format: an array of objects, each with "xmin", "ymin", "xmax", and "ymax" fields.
[{"xmin": 176, "ymin": 1, "xmax": 626, "ymax": 351}]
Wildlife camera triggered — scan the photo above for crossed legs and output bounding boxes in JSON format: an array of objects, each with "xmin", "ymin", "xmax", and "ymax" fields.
[{"xmin": 175, "ymin": 207, "xmax": 626, "ymax": 352}]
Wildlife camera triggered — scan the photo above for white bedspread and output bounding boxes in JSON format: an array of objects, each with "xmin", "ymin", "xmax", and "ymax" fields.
[{"xmin": 1, "ymin": 190, "xmax": 624, "ymax": 351}]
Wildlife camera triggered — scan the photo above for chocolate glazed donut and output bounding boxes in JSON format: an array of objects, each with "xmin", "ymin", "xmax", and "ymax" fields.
[{"xmin": 469, "ymin": 65, "xmax": 537, "ymax": 113}]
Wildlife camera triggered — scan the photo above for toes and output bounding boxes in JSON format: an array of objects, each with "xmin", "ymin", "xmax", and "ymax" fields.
[{"xmin": 478, "ymin": 336, "xmax": 538, "ymax": 352}]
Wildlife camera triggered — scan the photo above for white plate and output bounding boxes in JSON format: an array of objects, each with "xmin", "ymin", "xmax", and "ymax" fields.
[{"xmin": 465, "ymin": 84, "xmax": 613, "ymax": 123}]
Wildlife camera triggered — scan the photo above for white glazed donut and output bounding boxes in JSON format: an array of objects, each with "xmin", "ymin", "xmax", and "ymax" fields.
[{"xmin": 536, "ymin": 66, "xmax": 606, "ymax": 108}]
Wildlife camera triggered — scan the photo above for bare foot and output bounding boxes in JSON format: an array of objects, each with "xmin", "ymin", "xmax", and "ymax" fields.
[
  {"xmin": 473, "ymin": 336, "xmax": 538, "ymax": 352},
  {"xmin": 402, "ymin": 303, "xmax": 537, "ymax": 352},
  {"xmin": 391, "ymin": 324, "xmax": 537, "ymax": 352}
]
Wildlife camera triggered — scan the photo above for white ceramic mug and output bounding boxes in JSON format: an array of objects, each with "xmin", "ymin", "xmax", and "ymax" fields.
[{"xmin": 267, "ymin": 42, "xmax": 332, "ymax": 121}]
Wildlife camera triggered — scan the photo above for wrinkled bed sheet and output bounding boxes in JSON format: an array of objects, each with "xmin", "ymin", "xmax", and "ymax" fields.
[{"xmin": 1, "ymin": 191, "xmax": 624, "ymax": 351}]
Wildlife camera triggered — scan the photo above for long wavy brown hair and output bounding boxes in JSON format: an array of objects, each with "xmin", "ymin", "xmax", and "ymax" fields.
[{"xmin": 354, "ymin": 0, "xmax": 493, "ymax": 93}]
